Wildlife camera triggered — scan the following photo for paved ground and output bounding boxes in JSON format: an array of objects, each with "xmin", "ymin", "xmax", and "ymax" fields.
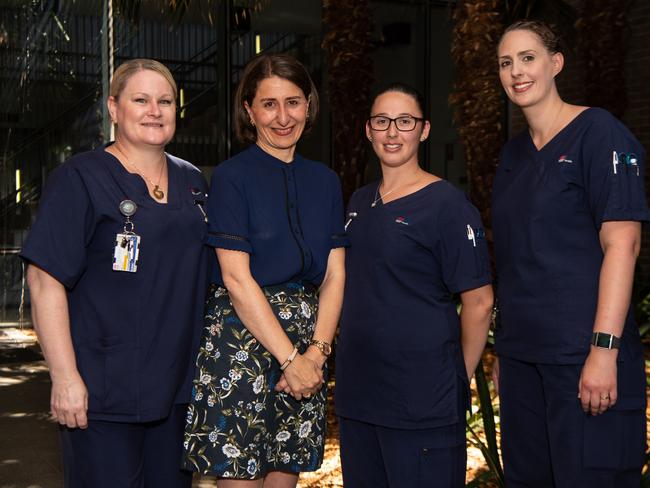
[{"xmin": 0, "ymin": 329, "xmax": 60, "ymax": 488}]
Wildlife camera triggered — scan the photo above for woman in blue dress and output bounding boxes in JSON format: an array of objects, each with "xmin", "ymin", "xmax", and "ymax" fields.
[
  {"xmin": 336, "ymin": 83, "xmax": 494, "ymax": 487},
  {"xmin": 21, "ymin": 59, "xmax": 210, "ymax": 487},
  {"xmin": 493, "ymin": 20, "xmax": 649, "ymax": 487},
  {"xmin": 182, "ymin": 53, "xmax": 347, "ymax": 487}
]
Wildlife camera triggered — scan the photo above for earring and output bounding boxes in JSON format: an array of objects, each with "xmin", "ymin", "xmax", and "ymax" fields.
[
  {"xmin": 250, "ymin": 119, "xmax": 255, "ymax": 127},
  {"xmin": 368, "ymin": 137, "xmax": 373, "ymax": 142}
]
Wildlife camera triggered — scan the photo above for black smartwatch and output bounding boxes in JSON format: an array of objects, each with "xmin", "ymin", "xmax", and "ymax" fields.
[{"xmin": 591, "ymin": 332, "xmax": 621, "ymax": 349}]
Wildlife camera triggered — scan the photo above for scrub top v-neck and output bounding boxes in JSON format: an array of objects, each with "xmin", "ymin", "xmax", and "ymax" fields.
[
  {"xmin": 336, "ymin": 180, "xmax": 491, "ymax": 429},
  {"xmin": 492, "ymin": 107, "xmax": 650, "ymax": 364},
  {"xmin": 21, "ymin": 145, "xmax": 212, "ymax": 422}
]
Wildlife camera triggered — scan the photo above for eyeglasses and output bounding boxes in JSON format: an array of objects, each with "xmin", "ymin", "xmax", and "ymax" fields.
[{"xmin": 368, "ymin": 115, "xmax": 424, "ymax": 132}]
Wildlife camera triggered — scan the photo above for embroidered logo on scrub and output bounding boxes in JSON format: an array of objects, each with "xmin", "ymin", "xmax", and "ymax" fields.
[
  {"xmin": 395, "ymin": 216, "xmax": 409, "ymax": 226},
  {"xmin": 467, "ymin": 225, "xmax": 485, "ymax": 247},
  {"xmin": 558, "ymin": 154, "xmax": 573, "ymax": 163},
  {"xmin": 612, "ymin": 151, "xmax": 639, "ymax": 175}
]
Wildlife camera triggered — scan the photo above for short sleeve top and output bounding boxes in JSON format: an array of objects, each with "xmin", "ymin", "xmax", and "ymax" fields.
[
  {"xmin": 205, "ymin": 144, "xmax": 348, "ymax": 287},
  {"xmin": 336, "ymin": 180, "xmax": 492, "ymax": 429},
  {"xmin": 492, "ymin": 108, "xmax": 650, "ymax": 364},
  {"xmin": 20, "ymin": 146, "xmax": 212, "ymax": 422}
]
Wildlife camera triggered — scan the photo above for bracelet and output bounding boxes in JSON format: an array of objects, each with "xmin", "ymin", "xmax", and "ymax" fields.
[
  {"xmin": 280, "ymin": 347, "xmax": 298, "ymax": 371},
  {"xmin": 591, "ymin": 332, "xmax": 621, "ymax": 349}
]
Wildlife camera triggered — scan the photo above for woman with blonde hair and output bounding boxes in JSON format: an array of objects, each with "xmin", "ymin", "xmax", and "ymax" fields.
[{"xmin": 22, "ymin": 58, "xmax": 210, "ymax": 487}]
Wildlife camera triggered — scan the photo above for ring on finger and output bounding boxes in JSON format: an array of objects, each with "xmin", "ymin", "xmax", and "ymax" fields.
[{"xmin": 600, "ymin": 394, "xmax": 610, "ymax": 400}]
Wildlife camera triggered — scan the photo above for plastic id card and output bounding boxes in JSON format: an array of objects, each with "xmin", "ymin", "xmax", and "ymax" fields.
[{"xmin": 113, "ymin": 233, "xmax": 140, "ymax": 272}]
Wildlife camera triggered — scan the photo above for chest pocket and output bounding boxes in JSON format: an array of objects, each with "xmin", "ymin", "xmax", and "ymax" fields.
[
  {"xmin": 522, "ymin": 155, "xmax": 591, "ymax": 235},
  {"xmin": 535, "ymin": 153, "xmax": 585, "ymax": 208},
  {"xmin": 379, "ymin": 212, "xmax": 424, "ymax": 259}
]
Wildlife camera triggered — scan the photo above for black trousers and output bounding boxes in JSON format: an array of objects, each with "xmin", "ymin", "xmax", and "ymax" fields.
[
  {"xmin": 61, "ymin": 404, "xmax": 192, "ymax": 488},
  {"xmin": 499, "ymin": 356, "xmax": 646, "ymax": 488}
]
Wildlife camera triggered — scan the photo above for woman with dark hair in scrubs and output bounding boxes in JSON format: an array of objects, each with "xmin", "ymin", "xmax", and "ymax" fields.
[
  {"xmin": 182, "ymin": 53, "xmax": 346, "ymax": 487},
  {"xmin": 336, "ymin": 83, "xmax": 494, "ymax": 488},
  {"xmin": 493, "ymin": 20, "xmax": 649, "ymax": 487},
  {"xmin": 21, "ymin": 59, "xmax": 210, "ymax": 487}
]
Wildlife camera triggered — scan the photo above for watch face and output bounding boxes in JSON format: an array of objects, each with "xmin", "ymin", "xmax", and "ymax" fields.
[{"xmin": 311, "ymin": 341, "xmax": 331, "ymax": 356}]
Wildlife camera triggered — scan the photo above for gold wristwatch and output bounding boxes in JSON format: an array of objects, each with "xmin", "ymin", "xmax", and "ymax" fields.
[{"xmin": 309, "ymin": 339, "xmax": 332, "ymax": 357}]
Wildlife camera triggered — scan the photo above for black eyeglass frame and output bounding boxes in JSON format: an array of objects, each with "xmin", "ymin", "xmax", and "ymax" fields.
[{"xmin": 367, "ymin": 115, "xmax": 425, "ymax": 132}]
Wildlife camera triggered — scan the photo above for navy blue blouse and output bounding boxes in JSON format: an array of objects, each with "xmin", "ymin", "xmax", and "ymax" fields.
[
  {"xmin": 20, "ymin": 146, "xmax": 212, "ymax": 422},
  {"xmin": 492, "ymin": 108, "xmax": 650, "ymax": 364},
  {"xmin": 336, "ymin": 180, "xmax": 491, "ymax": 429},
  {"xmin": 205, "ymin": 144, "xmax": 348, "ymax": 287}
]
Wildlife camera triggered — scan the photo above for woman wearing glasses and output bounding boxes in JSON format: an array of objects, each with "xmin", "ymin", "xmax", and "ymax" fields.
[{"xmin": 335, "ymin": 83, "xmax": 493, "ymax": 487}]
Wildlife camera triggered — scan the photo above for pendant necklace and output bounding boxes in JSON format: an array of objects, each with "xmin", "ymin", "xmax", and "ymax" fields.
[
  {"xmin": 371, "ymin": 182, "xmax": 402, "ymax": 207},
  {"xmin": 113, "ymin": 144, "xmax": 166, "ymax": 200}
]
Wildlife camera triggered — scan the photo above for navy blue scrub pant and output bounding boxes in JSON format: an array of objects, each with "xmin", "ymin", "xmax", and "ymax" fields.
[
  {"xmin": 60, "ymin": 404, "xmax": 192, "ymax": 488},
  {"xmin": 338, "ymin": 416, "xmax": 466, "ymax": 488},
  {"xmin": 499, "ymin": 356, "xmax": 646, "ymax": 488}
]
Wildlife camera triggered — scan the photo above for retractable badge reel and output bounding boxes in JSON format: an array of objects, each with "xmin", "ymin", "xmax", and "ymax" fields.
[{"xmin": 113, "ymin": 200, "xmax": 141, "ymax": 273}]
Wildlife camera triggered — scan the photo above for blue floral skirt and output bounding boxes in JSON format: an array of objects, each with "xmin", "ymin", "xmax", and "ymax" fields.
[{"xmin": 181, "ymin": 282, "xmax": 327, "ymax": 479}]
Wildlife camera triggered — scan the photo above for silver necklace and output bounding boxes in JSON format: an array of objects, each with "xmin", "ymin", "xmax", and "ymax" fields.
[{"xmin": 371, "ymin": 182, "xmax": 400, "ymax": 207}]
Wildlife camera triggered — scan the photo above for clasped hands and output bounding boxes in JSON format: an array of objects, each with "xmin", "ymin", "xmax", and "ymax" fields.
[{"xmin": 275, "ymin": 348, "xmax": 326, "ymax": 401}]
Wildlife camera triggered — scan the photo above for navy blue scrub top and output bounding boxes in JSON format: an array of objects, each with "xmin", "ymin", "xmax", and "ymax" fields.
[
  {"xmin": 205, "ymin": 144, "xmax": 348, "ymax": 287},
  {"xmin": 492, "ymin": 108, "xmax": 650, "ymax": 364},
  {"xmin": 336, "ymin": 180, "xmax": 492, "ymax": 429},
  {"xmin": 20, "ymin": 145, "xmax": 212, "ymax": 422}
]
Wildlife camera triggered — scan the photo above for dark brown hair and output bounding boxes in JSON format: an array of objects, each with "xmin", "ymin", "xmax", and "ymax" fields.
[
  {"xmin": 234, "ymin": 53, "xmax": 319, "ymax": 144},
  {"xmin": 501, "ymin": 20, "xmax": 563, "ymax": 55},
  {"xmin": 370, "ymin": 82, "xmax": 426, "ymax": 118}
]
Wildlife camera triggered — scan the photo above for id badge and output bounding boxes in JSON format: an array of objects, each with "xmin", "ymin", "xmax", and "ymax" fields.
[{"xmin": 113, "ymin": 233, "xmax": 141, "ymax": 272}]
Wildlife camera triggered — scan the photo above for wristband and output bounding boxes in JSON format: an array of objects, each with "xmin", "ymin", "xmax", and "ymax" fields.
[
  {"xmin": 591, "ymin": 332, "xmax": 621, "ymax": 349},
  {"xmin": 280, "ymin": 347, "xmax": 298, "ymax": 370}
]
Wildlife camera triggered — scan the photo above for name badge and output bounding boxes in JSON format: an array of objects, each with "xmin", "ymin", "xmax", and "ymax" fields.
[
  {"xmin": 113, "ymin": 233, "xmax": 140, "ymax": 272},
  {"xmin": 113, "ymin": 199, "xmax": 140, "ymax": 273}
]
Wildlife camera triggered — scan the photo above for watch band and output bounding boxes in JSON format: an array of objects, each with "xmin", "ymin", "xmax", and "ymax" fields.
[
  {"xmin": 309, "ymin": 339, "xmax": 331, "ymax": 357},
  {"xmin": 591, "ymin": 332, "xmax": 621, "ymax": 349}
]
